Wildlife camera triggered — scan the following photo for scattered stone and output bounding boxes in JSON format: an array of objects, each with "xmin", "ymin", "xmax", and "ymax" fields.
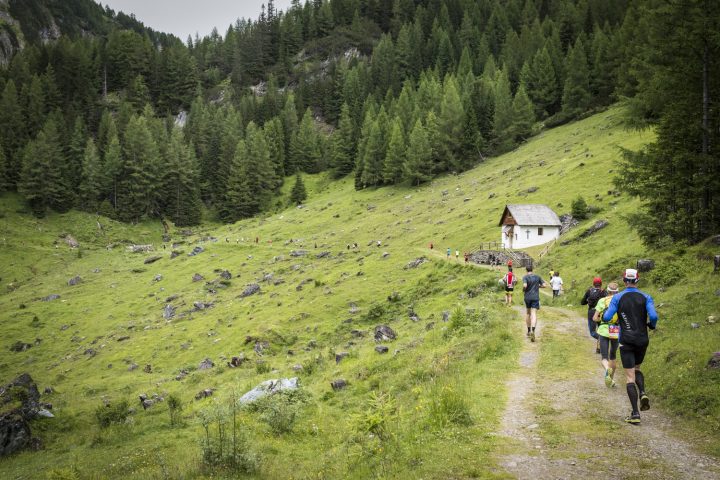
[
  {"xmin": 527, "ymin": 423, "xmax": 539, "ymax": 430},
  {"xmin": 227, "ymin": 355, "xmax": 247, "ymax": 368},
  {"xmin": 404, "ymin": 257, "xmax": 427, "ymax": 269},
  {"xmin": 316, "ymin": 251, "xmax": 330, "ymax": 259},
  {"xmin": 129, "ymin": 244, "xmax": 154, "ymax": 253},
  {"xmin": 188, "ymin": 246, "xmax": 204, "ymax": 257},
  {"xmin": 350, "ymin": 330, "xmax": 365, "ymax": 338},
  {"xmin": 578, "ymin": 220, "xmax": 609, "ymax": 239},
  {"xmin": 144, "ymin": 364, "xmax": 152, "ymax": 373},
  {"xmin": 707, "ymin": 352, "xmax": 720, "ymax": 369},
  {"xmin": 715, "ymin": 289, "xmax": 720, "ymax": 297},
  {"xmin": 117, "ymin": 336, "xmax": 130, "ymax": 342},
  {"xmin": 335, "ymin": 352, "xmax": 349, "ymax": 364},
  {"xmin": 9, "ymin": 342, "xmax": 32, "ymax": 352},
  {"xmin": 198, "ymin": 358, "xmax": 214, "ymax": 370},
  {"xmin": 64, "ymin": 234, "xmax": 79, "ymax": 249},
  {"xmin": 60, "ymin": 324, "xmax": 69, "ymax": 331},
  {"xmin": 691, "ymin": 323, "xmax": 700, "ymax": 329},
  {"xmin": 67, "ymin": 276, "xmax": 83, "ymax": 286},
  {"xmin": 426, "ymin": 322, "xmax": 435, "ymax": 331},
  {"xmin": 382, "ymin": 251, "xmax": 390, "ymax": 258},
  {"xmin": 175, "ymin": 369, "xmax": 189, "ymax": 380},
  {"xmin": 84, "ymin": 348, "xmax": 96, "ymax": 357},
  {"xmin": 708, "ymin": 316, "xmax": 716, "ymax": 324},
  {"xmin": 170, "ymin": 250, "xmax": 182, "ymax": 259},
  {"xmin": 43, "ymin": 387, "xmax": 54, "ymax": 395},
  {"xmin": 128, "ymin": 363, "xmax": 138, "ymax": 371},
  {"xmin": 41, "ymin": 294, "xmax": 60, "ymax": 302},
  {"xmin": 195, "ymin": 389, "xmax": 214, "ymax": 400},
  {"xmin": 349, "ymin": 303, "xmax": 359, "ymax": 314},
  {"xmin": 192, "ymin": 273, "xmax": 204, "ymax": 282},
  {"xmin": 254, "ymin": 341, "xmax": 270, "ymax": 355},
  {"xmin": 219, "ymin": 270, "xmax": 232, "ymax": 280},
  {"xmin": 153, "ymin": 274, "xmax": 163, "ymax": 282},
  {"xmin": 442, "ymin": 311, "xmax": 450, "ymax": 322},
  {"xmin": 144, "ymin": 256, "xmax": 162, "ymax": 265},
  {"xmin": 525, "ymin": 186, "xmax": 539, "ymax": 194},
  {"xmin": 330, "ymin": 379, "xmax": 347, "ymax": 391},
  {"xmin": 165, "ymin": 294, "xmax": 179, "ymax": 303},
  {"xmin": 387, "ymin": 291, "xmax": 400, "ymax": 302},
  {"xmin": 374, "ymin": 325, "xmax": 397, "ymax": 342},
  {"xmin": 239, "ymin": 378, "xmax": 299, "ymax": 404},
  {"xmin": 0, "ymin": 374, "xmax": 47, "ymax": 456},
  {"xmin": 375, "ymin": 345, "xmax": 389, "ymax": 354},
  {"xmin": 559, "ymin": 214, "xmax": 579, "ymax": 235},
  {"xmin": 636, "ymin": 259, "xmax": 655, "ymax": 272},
  {"xmin": 292, "ymin": 364, "xmax": 303, "ymax": 372},
  {"xmin": 240, "ymin": 283, "xmax": 261, "ymax": 298},
  {"xmin": 193, "ymin": 301, "xmax": 213, "ymax": 311},
  {"xmin": 290, "ymin": 250, "xmax": 308, "ymax": 257},
  {"xmin": 163, "ymin": 304, "xmax": 176, "ymax": 319}
]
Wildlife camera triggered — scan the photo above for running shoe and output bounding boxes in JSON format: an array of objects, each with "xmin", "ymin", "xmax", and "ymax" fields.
[
  {"xmin": 640, "ymin": 394, "xmax": 650, "ymax": 411},
  {"xmin": 624, "ymin": 413, "xmax": 641, "ymax": 424},
  {"xmin": 608, "ymin": 367, "xmax": 615, "ymax": 379},
  {"xmin": 530, "ymin": 331, "xmax": 535, "ymax": 342},
  {"xmin": 604, "ymin": 370, "xmax": 612, "ymax": 388},
  {"xmin": 526, "ymin": 331, "xmax": 531, "ymax": 337}
]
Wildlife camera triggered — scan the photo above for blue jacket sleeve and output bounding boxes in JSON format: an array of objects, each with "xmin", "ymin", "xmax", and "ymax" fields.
[
  {"xmin": 603, "ymin": 294, "xmax": 619, "ymax": 322},
  {"xmin": 645, "ymin": 294, "xmax": 658, "ymax": 329}
]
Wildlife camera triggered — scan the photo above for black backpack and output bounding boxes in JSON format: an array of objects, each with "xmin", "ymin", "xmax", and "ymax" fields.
[{"xmin": 585, "ymin": 287, "xmax": 605, "ymax": 309}]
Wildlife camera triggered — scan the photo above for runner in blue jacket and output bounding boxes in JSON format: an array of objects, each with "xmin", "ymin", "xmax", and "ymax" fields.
[{"xmin": 603, "ymin": 268, "xmax": 658, "ymax": 424}]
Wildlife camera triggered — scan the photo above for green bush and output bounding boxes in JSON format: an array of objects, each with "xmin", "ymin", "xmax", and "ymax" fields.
[
  {"xmin": 258, "ymin": 396, "xmax": 298, "ymax": 435},
  {"xmin": 428, "ymin": 384, "xmax": 473, "ymax": 427},
  {"xmin": 352, "ymin": 392, "xmax": 397, "ymax": 441},
  {"xmin": 646, "ymin": 259, "xmax": 689, "ymax": 288},
  {"xmin": 199, "ymin": 399, "xmax": 260, "ymax": 474},
  {"xmin": 167, "ymin": 394, "xmax": 183, "ymax": 426},
  {"xmin": 571, "ymin": 196, "xmax": 589, "ymax": 220},
  {"xmin": 95, "ymin": 400, "xmax": 130, "ymax": 428},
  {"xmin": 255, "ymin": 360, "xmax": 271, "ymax": 374},
  {"xmin": 46, "ymin": 467, "xmax": 80, "ymax": 480}
]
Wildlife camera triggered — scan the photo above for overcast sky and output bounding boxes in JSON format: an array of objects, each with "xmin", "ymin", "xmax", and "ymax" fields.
[{"xmin": 99, "ymin": 0, "xmax": 294, "ymax": 40}]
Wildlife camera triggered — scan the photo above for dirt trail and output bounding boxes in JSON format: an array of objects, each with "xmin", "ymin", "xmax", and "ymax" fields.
[{"xmin": 496, "ymin": 306, "xmax": 720, "ymax": 480}]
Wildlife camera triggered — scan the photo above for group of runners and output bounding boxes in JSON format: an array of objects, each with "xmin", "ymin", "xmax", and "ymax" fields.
[{"xmin": 501, "ymin": 264, "xmax": 659, "ymax": 425}]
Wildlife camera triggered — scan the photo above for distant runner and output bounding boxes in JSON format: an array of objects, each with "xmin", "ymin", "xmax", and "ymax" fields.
[
  {"xmin": 503, "ymin": 266, "xmax": 517, "ymax": 307},
  {"xmin": 581, "ymin": 277, "xmax": 606, "ymax": 353},
  {"xmin": 550, "ymin": 271, "xmax": 563, "ymax": 298},
  {"xmin": 603, "ymin": 269, "xmax": 658, "ymax": 424},
  {"xmin": 446, "ymin": 248, "xmax": 451, "ymax": 259},
  {"xmin": 522, "ymin": 265, "xmax": 547, "ymax": 342},
  {"xmin": 593, "ymin": 282, "xmax": 620, "ymax": 388}
]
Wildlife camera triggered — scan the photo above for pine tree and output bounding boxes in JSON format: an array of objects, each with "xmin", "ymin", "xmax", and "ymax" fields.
[
  {"xmin": 510, "ymin": 84, "xmax": 535, "ymax": 141},
  {"xmin": 0, "ymin": 80, "xmax": 25, "ymax": 187},
  {"xmin": 561, "ymin": 39, "xmax": 592, "ymax": 118},
  {"xmin": 331, "ymin": 103, "xmax": 355, "ymax": 178},
  {"xmin": 264, "ymin": 117, "xmax": 286, "ymax": 186},
  {"xmin": 78, "ymin": 138, "xmax": 105, "ymax": 210},
  {"xmin": 383, "ymin": 117, "xmax": 406, "ymax": 184},
  {"xmin": 359, "ymin": 119, "xmax": 384, "ymax": 187},
  {"xmin": 290, "ymin": 108, "xmax": 321, "ymax": 173},
  {"xmin": 103, "ymin": 133, "xmax": 123, "ymax": 213},
  {"xmin": 521, "ymin": 47, "xmax": 559, "ymax": 118},
  {"xmin": 24, "ymin": 75, "xmax": 45, "ymax": 138},
  {"xmin": 244, "ymin": 121, "xmax": 277, "ymax": 206},
  {"xmin": 218, "ymin": 139, "xmax": 247, "ymax": 223},
  {"xmin": 438, "ymin": 76, "xmax": 465, "ymax": 171},
  {"xmin": 0, "ymin": 141, "xmax": 8, "ymax": 192},
  {"xmin": 160, "ymin": 128, "xmax": 202, "ymax": 226},
  {"xmin": 281, "ymin": 94, "xmax": 299, "ymax": 171},
  {"xmin": 117, "ymin": 114, "xmax": 161, "ymax": 222},
  {"xmin": 492, "ymin": 69, "xmax": 515, "ymax": 151},
  {"xmin": 404, "ymin": 119, "xmax": 433, "ymax": 185},
  {"xmin": 289, "ymin": 172, "xmax": 307, "ymax": 204},
  {"xmin": 66, "ymin": 117, "xmax": 87, "ymax": 192}
]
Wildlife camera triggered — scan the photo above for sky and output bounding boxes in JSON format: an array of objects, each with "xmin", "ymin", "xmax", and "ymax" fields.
[{"xmin": 99, "ymin": 0, "xmax": 294, "ymax": 40}]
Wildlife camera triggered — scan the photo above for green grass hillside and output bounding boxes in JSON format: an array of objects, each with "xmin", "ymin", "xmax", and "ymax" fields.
[{"xmin": 1, "ymin": 106, "xmax": 718, "ymax": 479}]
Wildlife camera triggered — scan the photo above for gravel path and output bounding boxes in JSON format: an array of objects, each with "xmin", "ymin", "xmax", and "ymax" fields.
[{"xmin": 496, "ymin": 306, "xmax": 720, "ymax": 480}]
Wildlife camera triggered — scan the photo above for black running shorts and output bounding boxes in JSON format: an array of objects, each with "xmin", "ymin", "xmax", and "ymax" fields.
[
  {"xmin": 619, "ymin": 343, "xmax": 648, "ymax": 369},
  {"xmin": 505, "ymin": 286, "xmax": 514, "ymax": 292}
]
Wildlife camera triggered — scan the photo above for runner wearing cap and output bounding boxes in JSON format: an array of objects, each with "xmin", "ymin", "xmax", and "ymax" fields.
[
  {"xmin": 603, "ymin": 268, "xmax": 658, "ymax": 424},
  {"xmin": 581, "ymin": 276, "xmax": 607, "ymax": 353},
  {"xmin": 593, "ymin": 282, "xmax": 620, "ymax": 387}
]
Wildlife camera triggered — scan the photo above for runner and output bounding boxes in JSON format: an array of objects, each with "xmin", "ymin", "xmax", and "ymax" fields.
[
  {"xmin": 581, "ymin": 277, "xmax": 606, "ymax": 353},
  {"xmin": 593, "ymin": 282, "xmax": 620, "ymax": 388},
  {"xmin": 522, "ymin": 265, "xmax": 547, "ymax": 342},
  {"xmin": 464, "ymin": 252, "xmax": 469, "ymax": 264},
  {"xmin": 602, "ymin": 269, "xmax": 658, "ymax": 424},
  {"xmin": 446, "ymin": 247, "xmax": 451, "ymax": 259},
  {"xmin": 502, "ymin": 266, "xmax": 517, "ymax": 307},
  {"xmin": 549, "ymin": 271, "xmax": 563, "ymax": 299},
  {"xmin": 455, "ymin": 250, "xmax": 460, "ymax": 261}
]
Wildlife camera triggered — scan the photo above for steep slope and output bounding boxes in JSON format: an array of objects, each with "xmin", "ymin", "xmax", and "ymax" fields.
[{"xmin": 1, "ymin": 106, "xmax": 718, "ymax": 478}]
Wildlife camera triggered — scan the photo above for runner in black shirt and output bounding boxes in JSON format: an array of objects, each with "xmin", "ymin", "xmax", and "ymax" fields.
[{"xmin": 603, "ymin": 268, "xmax": 658, "ymax": 424}]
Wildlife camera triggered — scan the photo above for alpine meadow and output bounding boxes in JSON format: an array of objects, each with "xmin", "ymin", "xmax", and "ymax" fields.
[{"xmin": 1, "ymin": 1, "xmax": 719, "ymax": 479}]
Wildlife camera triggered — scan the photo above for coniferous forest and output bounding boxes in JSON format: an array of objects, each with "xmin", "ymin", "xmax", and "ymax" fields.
[{"xmin": 0, "ymin": 0, "xmax": 718, "ymax": 245}]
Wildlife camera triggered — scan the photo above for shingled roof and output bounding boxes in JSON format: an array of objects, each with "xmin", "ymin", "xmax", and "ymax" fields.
[{"xmin": 499, "ymin": 204, "xmax": 561, "ymax": 227}]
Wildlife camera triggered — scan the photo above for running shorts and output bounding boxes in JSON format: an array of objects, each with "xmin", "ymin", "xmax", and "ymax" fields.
[
  {"xmin": 505, "ymin": 286, "xmax": 514, "ymax": 292},
  {"xmin": 599, "ymin": 336, "xmax": 618, "ymax": 361},
  {"xmin": 619, "ymin": 343, "xmax": 648, "ymax": 369},
  {"xmin": 524, "ymin": 299, "xmax": 540, "ymax": 309}
]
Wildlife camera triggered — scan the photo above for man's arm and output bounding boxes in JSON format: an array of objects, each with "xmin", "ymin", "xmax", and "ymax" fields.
[
  {"xmin": 645, "ymin": 293, "xmax": 658, "ymax": 329},
  {"xmin": 580, "ymin": 289, "xmax": 589, "ymax": 305},
  {"xmin": 603, "ymin": 294, "xmax": 619, "ymax": 322}
]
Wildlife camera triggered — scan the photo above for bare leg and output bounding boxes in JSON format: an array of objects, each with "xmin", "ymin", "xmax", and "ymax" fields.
[{"xmin": 529, "ymin": 308, "xmax": 537, "ymax": 328}]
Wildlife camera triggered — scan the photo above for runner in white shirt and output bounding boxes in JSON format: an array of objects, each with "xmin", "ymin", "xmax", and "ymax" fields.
[{"xmin": 550, "ymin": 272, "xmax": 563, "ymax": 298}]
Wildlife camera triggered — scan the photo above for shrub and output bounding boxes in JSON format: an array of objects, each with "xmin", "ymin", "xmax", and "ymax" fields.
[
  {"xmin": 199, "ymin": 396, "xmax": 260, "ymax": 474},
  {"xmin": 428, "ymin": 384, "xmax": 473, "ymax": 427},
  {"xmin": 46, "ymin": 467, "xmax": 80, "ymax": 480},
  {"xmin": 352, "ymin": 392, "xmax": 397, "ymax": 441},
  {"xmin": 258, "ymin": 395, "xmax": 298, "ymax": 435},
  {"xmin": 571, "ymin": 196, "xmax": 588, "ymax": 220},
  {"xmin": 167, "ymin": 394, "xmax": 183, "ymax": 426},
  {"xmin": 647, "ymin": 259, "xmax": 689, "ymax": 288},
  {"xmin": 95, "ymin": 400, "xmax": 130, "ymax": 428},
  {"xmin": 255, "ymin": 360, "xmax": 271, "ymax": 374}
]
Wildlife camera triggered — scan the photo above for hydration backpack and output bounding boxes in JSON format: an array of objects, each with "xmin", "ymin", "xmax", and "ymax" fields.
[
  {"xmin": 586, "ymin": 287, "xmax": 605, "ymax": 308},
  {"xmin": 504, "ymin": 272, "xmax": 516, "ymax": 286}
]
